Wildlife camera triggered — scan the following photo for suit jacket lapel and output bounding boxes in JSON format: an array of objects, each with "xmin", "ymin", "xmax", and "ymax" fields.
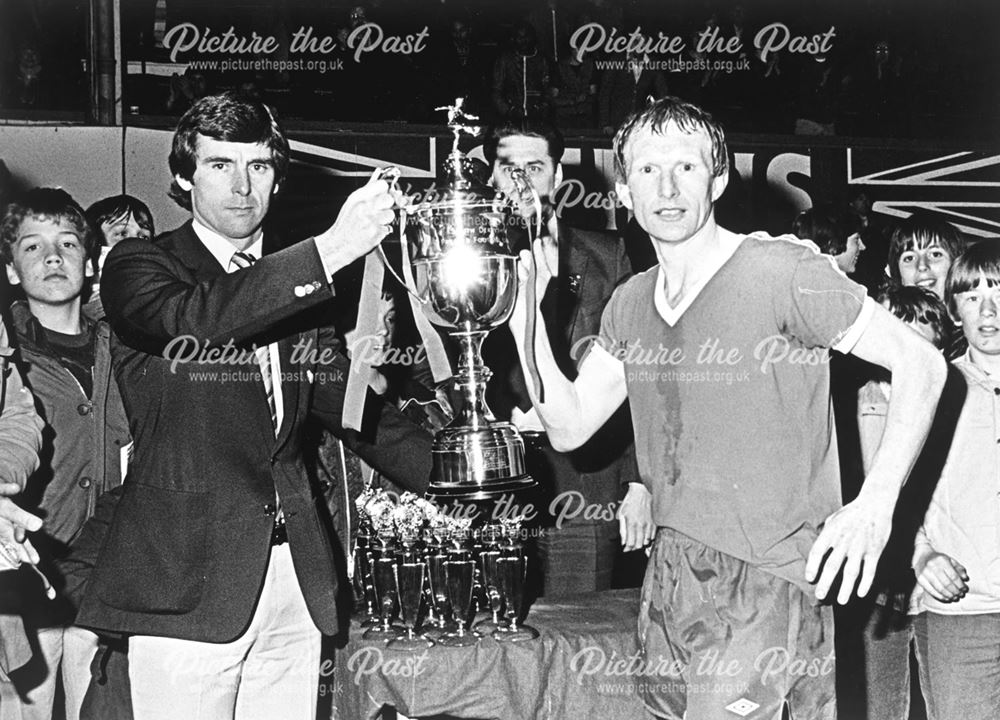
[
  {"xmin": 274, "ymin": 332, "xmax": 304, "ymax": 451},
  {"xmin": 558, "ymin": 223, "xmax": 588, "ymax": 349},
  {"xmin": 165, "ymin": 221, "xmax": 227, "ymax": 281}
]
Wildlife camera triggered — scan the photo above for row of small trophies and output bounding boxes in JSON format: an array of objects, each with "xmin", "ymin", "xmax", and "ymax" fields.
[{"xmin": 353, "ymin": 489, "xmax": 539, "ymax": 650}]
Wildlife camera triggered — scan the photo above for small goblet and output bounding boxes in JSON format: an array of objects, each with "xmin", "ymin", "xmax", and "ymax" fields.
[
  {"xmin": 493, "ymin": 555, "xmax": 538, "ymax": 642},
  {"xmin": 437, "ymin": 558, "xmax": 478, "ymax": 647},
  {"xmin": 472, "ymin": 549, "xmax": 507, "ymax": 634},
  {"xmin": 387, "ymin": 561, "xmax": 433, "ymax": 650},
  {"xmin": 353, "ymin": 531, "xmax": 379, "ymax": 628},
  {"xmin": 422, "ymin": 547, "xmax": 457, "ymax": 641},
  {"xmin": 362, "ymin": 555, "xmax": 404, "ymax": 641}
]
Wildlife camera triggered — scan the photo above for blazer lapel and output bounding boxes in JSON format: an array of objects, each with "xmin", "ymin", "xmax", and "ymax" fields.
[
  {"xmin": 557, "ymin": 223, "xmax": 587, "ymax": 346},
  {"xmin": 163, "ymin": 221, "xmax": 227, "ymax": 281},
  {"xmin": 273, "ymin": 332, "xmax": 304, "ymax": 451}
]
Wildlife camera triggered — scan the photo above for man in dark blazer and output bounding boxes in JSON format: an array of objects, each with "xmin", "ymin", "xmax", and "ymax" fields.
[
  {"xmin": 483, "ymin": 123, "xmax": 642, "ymax": 595},
  {"xmin": 75, "ymin": 92, "xmax": 432, "ymax": 720}
]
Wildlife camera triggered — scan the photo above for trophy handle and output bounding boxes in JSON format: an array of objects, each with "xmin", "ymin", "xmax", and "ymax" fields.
[{"xmin": 373, "ymin": 165, "xmax": 427, "ymax": 305}]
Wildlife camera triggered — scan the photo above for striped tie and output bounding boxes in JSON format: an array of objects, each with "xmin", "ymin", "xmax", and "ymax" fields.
[{"xmin": 229, "ymin": 252, "xmax": 278, "ymax": 434}]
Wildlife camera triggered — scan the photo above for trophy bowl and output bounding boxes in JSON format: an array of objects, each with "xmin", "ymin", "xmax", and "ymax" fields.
[
  {"xmin": 411, "ymin": 207, "xmax": 518, "ymax": 331},
  {"xmin": 407, "ymin": 153, "xmax": 535, "ymax": 502}
]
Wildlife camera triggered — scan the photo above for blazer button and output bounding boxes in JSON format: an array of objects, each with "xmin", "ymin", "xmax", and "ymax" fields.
[
  {"xmin": 77, "ymin": 402, "xmax": 93, "ymax": 416},
  {"xmin": 263, "ymin": 503, "xmax": 276, "ymax": 516},
  {"xmin": 78, "ymin": 476, "xmax": 93, "ymax": 489}
]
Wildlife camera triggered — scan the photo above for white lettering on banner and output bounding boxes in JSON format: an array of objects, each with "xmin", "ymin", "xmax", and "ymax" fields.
[
  {"xmin": 346, "ymin": 23, "xmax": 430, "ymax": 63},
  {"xmin": 754, "ymin": 23, "xmax": 837, "ymax": 64},
  {"xmin": 162, "ymin": 24, "xmax": 279, "ymax": 63}
]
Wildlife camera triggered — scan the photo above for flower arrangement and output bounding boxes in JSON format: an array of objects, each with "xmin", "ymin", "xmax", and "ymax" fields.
[{"xmin": 355, "ymin": 488, "xmax": 478, "ymax": 539}]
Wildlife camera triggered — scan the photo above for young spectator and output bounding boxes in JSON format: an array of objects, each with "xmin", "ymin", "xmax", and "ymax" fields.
[
  {"xmin": 85, "ymin": 195, "xmax": 154, "ymax": 250},
  {"xmin": 841, "ymin": 285, "xmax": 955, "ymax": 720},
  {"xmin": 911, "ymin": 241, "xmax": 1000, "ymax": 719},
  {"xmin": 792, "ymin": 203, "xmax": 866, "ymax": 276},
  {"xmin": 1, "ymin": 187, "xmax": 131, "ymax": 720},
  {"xmin": 887, "ymin": 212, "xmax": 967, "ymax": 358},
  {"xmin": 83, "ymin": 194, "xmax": 154, "ymax": 320}
]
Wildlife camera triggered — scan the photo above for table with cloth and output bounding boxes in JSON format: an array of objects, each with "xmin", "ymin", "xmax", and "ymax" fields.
[{"xmin": 329, "ymin": 589, "xmax": 654, "ymax": 720}]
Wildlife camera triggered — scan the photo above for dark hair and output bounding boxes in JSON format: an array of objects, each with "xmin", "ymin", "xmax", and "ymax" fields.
[
  {"xmin": 612, "ymin": 96, "xmax": 729, "ymax": 181},
  {"xmin": 0, "ymin": 187, "xmax": 97, "ymax": 265},
  {"xmin": 85, "ymin": 194, "xmax": 155, "ymax": 244},
  {"xmin": 876, "ymin": 284, "xmax": 948, "ymax": 349},
  {"xmin": 168, "ymin": 91, "xmax": 289, "ymax": 209},
  {"xmin": 482, "ymin": 121, "xmax": 565, "ymax": 166},
  {"xmin": 945, "ymin": 241, "xmax": 999, "ymax": 317},
  {"xmin": 792, "ymin": 204, "xmax": 861, "ymax": 256},
  {"xmin": 887, "ymin": 212, "xmax": 964, "ymax": 285}
]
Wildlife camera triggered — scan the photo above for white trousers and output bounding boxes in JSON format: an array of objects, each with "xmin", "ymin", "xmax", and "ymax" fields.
[
  {"xmin": 129, "ymin": 544, "xmax": 321, "ymax": 720},
  {"xmin": 11, "ymin": 624, "xmax": 97, "ymax": 720}
]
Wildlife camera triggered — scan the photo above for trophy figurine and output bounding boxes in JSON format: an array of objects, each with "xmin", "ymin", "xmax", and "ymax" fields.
[{"xmin": 404, "ymin": 99, "xmax": 536, "ymax": 502}]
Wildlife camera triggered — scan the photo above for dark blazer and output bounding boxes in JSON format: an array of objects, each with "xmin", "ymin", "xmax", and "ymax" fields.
[
  {"xmin": 485, "ymin": 222, "xmax": 638, "ymax": 509},
  {"xmin": 76, "ymin": 222, "xmax": 433, "ymax": 642}
]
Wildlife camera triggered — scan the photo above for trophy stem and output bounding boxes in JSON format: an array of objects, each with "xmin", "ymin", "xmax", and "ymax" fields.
[{"xmin": 451, "ymin": 329, "xmax": 495, "ymax": 430}]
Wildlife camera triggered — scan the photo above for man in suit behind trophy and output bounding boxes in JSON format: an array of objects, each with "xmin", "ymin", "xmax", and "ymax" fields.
[{"xmin": 483, "ymin": 121, "xmax": 642, "ymax": 595}]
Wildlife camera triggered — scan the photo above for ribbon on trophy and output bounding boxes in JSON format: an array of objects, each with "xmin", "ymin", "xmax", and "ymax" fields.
[
  {"xmin": 343, "ymin": 170, "xmax": 452, "ymax": 433},
  {"xmin": 509, "ymin": 168, "xmax": 546, "ymax": 404}
]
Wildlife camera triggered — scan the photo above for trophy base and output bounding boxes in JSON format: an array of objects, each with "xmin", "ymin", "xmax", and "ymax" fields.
[
  {"xmin": 426, "ymin": 473, "xmax": 535, "ymax": 502},
  {"xmin": 427, "ymin": 421, "xmax": 537, "ymax": 502}
]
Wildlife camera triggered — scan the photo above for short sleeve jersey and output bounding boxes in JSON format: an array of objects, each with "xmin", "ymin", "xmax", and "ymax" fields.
[{"xmin": 598, "ymin": 233, "xmax": 869, "ymax": 592}]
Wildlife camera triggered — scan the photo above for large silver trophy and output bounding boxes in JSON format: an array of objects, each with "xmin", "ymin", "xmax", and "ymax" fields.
[{"xmin": 403, "ymin": 101, "xmax": 535, "ymax": 502}]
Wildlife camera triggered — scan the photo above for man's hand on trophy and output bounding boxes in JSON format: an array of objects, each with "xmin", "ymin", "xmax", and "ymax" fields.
[
  {"xmin": 314, "ymin": 169, "xmax": 401, "ymax": 276},
  {"xmin": 510, "ymin": 240, "xmax": 553, "ymax": 340}
]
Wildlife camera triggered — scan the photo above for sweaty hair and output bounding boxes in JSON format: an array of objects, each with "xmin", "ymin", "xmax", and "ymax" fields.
[
  {"xmin": 877, "ymin": 284, "xmax": 948, "ymax": 349},
  {"xmin": 612, "ymin": 96, "xmax": 729, "ymax": 181},
  {"xmin": 0, "ymin": 187, "xmax": 97, "ymax": 265},
  {"xmin": 887, "ymin": 212, "xmax": 964, "ymax": 285},
  {"xmin": 945, "ymin": 241, "xmax": 998, "ymax": 317},
  {"xmin": 482, "ymin": 121, "xmax": 565, "ymax": 167},
  {"xmin": 168, "ymin": 91, "xmax": 289, "ymax": 210},
  {"xmin": 86, "ymin": 194, "xmax": 155, "ymax": 244},
  {"xmin": 792, "ymin": 205, "xmax": 861, "ymax": 257}
]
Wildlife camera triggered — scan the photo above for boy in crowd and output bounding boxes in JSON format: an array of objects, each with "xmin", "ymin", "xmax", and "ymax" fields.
[
  {"xmin": 508, "ymin": 96, "xmax": 946, "ymax": 719},
  {"xmin": 83, "ymin": 194, "xmax": 155, "ymax": 320},
  {"xmin": 840, "ymin": 285, "xmax": 958, "ymax": 720},
  {"xmin": 791, "ymin": 204, "xmax": 866, "ymax": 277},
  {"xmin": 886, "ymin": 212, "xmax": 966, "ymax": 358},
  {"xmin": 1, "ymin": 187, "xmax": 131, "ymax": 720},
  {"xmin": 911, "ymin": 242, "xmax": 1000, "ymax": 719}
]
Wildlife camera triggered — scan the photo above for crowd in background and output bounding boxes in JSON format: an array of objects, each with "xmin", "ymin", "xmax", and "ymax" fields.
[{"xmin": 1, "ymin": 0, "xmax": 998, "ymax": 142}]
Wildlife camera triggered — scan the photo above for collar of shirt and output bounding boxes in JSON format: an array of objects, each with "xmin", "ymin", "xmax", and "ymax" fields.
[
  {"xmin": 956, "ymin": 350, "xmax": 1000, "ymax": 391},
  {"xmin": 191, "ymin": 219, "xmax": 264, "ymax": 273}
]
